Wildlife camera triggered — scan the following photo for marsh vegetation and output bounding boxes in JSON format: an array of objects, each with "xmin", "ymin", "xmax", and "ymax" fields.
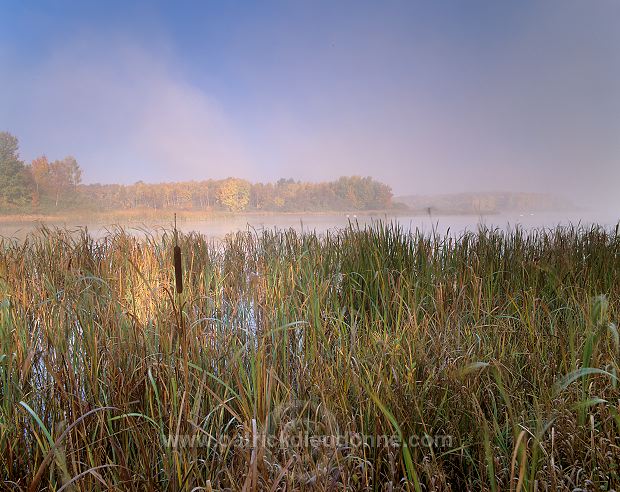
[{"xmin": 1, "ymin": 222, "xmax": 619, "ymax": 490}]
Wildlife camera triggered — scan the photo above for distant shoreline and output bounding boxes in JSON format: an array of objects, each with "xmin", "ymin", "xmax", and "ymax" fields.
[
  {"xmin": 0, "ymin": 189, "xmax": 577, "ymax": 224},
  {"xmin": 0, "ymin": 207, "xmax": 561, "ymax": 225}
]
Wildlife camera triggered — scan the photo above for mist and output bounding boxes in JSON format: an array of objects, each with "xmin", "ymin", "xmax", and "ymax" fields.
[{"xmin": 1, "ymin": 1, "xmax": 619, "ymax": 209}]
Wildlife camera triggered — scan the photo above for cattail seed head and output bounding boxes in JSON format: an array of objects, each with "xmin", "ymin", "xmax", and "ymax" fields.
[{"xmin": 174, "ymin": 244, "xmax": 183, "ymax": 294}]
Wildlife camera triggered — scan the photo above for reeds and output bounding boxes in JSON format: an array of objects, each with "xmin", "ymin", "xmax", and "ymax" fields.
[{"xmin": 1, "ymin": 222, "xmax": 619, "ymax": 490}]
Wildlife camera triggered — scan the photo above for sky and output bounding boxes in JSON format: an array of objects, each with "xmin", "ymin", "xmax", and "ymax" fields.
[{"xmin": 0, "ymin": 1, "xmax": 619, "ymax": 203}]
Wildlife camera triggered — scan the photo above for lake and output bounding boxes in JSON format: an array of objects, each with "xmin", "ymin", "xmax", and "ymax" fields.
[{"xmin": 0, "ymin": 210, "xmax": 618, "ymax": 241}]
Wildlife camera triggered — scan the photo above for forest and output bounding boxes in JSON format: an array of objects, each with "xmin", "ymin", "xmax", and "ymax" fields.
[{"xmin": 0, "ymin": 132, "xmax": 394, "ymax": 213}]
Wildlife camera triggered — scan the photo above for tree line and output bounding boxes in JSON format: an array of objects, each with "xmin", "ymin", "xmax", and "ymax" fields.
[
  {"xmin": 0, "ymin": 132, "xmax": 82, "ymax": 210},
  {"xmin": 0, "ymin": 132, "xmax": 393, "ymax": 213}
]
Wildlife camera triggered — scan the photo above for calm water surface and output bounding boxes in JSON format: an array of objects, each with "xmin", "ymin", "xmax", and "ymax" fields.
[{"xmin": 1, "ymin": 211, "xmax": 618, "ymax": 241}]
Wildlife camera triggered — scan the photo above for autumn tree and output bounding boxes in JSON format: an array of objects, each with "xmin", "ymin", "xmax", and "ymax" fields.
[
  {"xmin": 23, "ymin": 154, "xmax": 84, "ymax": 209},
  {"xmin": 48, "ymin": 156, "xmax": 82, "ymax": 207},
  {"xmin": 217, "ymin": 178, "xmax": 251, "ymax": 212},
  {"xmin": 28, "ymin": 156, "xmax": 51, "ymax": 206},
  {"xmin": 332, "ymin": 176, "xmax": 393, "ymax": 210}
]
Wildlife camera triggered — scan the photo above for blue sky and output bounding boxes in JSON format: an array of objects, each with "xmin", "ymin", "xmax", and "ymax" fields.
[{"xmin": 1, "ymin": 1, "xmax": 619, "ymax": 201}]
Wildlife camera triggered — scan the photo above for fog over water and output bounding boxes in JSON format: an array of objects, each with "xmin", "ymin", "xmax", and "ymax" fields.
[
  {"xmin": 1, "ymin": 1, "xmax": 619, "ymax": 211},
  {"xmin": 1, "ymin": 210, "xmax": 619, "ymax": 242}
]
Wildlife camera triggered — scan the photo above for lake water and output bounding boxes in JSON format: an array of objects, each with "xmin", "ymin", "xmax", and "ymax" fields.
[{"xmin": 0, "ymin": 210, "xmax": 618, "ymax": 241}]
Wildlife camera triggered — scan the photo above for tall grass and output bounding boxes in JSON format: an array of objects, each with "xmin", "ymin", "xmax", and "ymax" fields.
[{"xmin": 1, "ymin": 222, "xmax": 619, "ymax": 490}]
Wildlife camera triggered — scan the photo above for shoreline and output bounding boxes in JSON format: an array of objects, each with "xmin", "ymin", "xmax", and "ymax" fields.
[{"xmin": 0, "ymin": 207, "xmax": 578, "ymax": 225}]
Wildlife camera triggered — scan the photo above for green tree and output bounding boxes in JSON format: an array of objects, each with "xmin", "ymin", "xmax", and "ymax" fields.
[{"xmin": 0, "ymin": 132, "xmax": 32, "ymax": 208}]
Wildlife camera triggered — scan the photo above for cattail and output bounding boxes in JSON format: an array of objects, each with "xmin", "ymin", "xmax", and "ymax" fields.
[
  {"xmin": 174, "ymin": 245, "xmax": 183, "ymax": 294},
  {"xmin": 174, "ymin": 214, "xmax": 183, "ymax": 294}
]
